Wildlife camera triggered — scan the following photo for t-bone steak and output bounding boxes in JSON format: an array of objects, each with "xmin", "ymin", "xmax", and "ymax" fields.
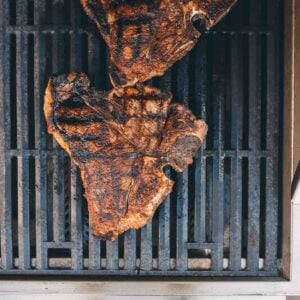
[
  {"xmin": 80, "ymin": 0, "xmax": 237, "ymax": 87},
  {"xmin": 44, "ymin": 72, "xmax": 207, "ymax": 240}
]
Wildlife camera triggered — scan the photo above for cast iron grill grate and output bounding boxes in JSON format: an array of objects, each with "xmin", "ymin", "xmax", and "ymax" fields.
[{"xmin": 0, "ymin": 0, "xmax": 283, "ymax": 277}]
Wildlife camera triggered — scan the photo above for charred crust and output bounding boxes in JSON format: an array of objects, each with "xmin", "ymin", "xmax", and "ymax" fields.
[{"xmin": 44, "ymin": 73, "xmax": 207, "ymax": 240}]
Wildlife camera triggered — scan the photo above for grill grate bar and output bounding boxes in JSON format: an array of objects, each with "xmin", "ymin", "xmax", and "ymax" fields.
[
  {"xmin": 16, "ymin": 28, "xmax": 31, "ymax": 269},
  {"xmin": 140, "ymin": 221, "xmax": 153, "ymax": 271},
  {"xmin": 34, "ymin": 0, "xmax": 46, "ymax": 27},
  {"xmin": 86, "ymin": 29, "xmax": 102, "ymax": 271},
  {"xmin": 210, "ymin": 34, "xmax": 226, "ymax": 271},
  {"xmin": 70, "ymin": 164, "xmax": 83, "ymax": 270},
  {"xmin": 45, "ymin": 241, "xmax": 73, "ymax": 249},
  {"xmin": 247, "ymin": 35, "xmax": 262, "ymax": 273},
  {"xmin": 157, "ymin": 71, "xmax": 172, "ymax": 271},
  {"xmin": 175, "ymin": 56, "xmax": 190, "ymax": 271},
  {"xmin": 0, "ymin": 2, "xmax": 14, "ymax": 268},
  {"xmin": 51, "ymin": 15, "xmax": 67, "ymax": 242},
  {"xmin": 264, "ymin": 2, "xmax": 280, "ymax": 271},
  {"xmin": 0, "ymin": 257, "xmax": 268, "ymax": 269},
  {"xmin": 88, "ymin": 223, "xmax": 101, "ymax": 270},
  {"xmin": 124, "ymin": 230, "xmax": 137, "ymax": 271},
  {"xmin": 0, "ymin": 269, "xmax": 279, "ymax": 277},
  {"xmin": 229, "ymin": 34, "xmax": 243, "ymax": 271},
  {"xmin": 176, "ymin": 170, "xmax": 189, "ymax": 271},
  {"xmin": 33, "ymin": 0, "xmax": 48, "ymax": 267},
  {"xmin": 194, "ymin": 39, "xmax": 208, "ymax": 245},
  {"xmin": 6, "ymin": 149, "xmax": 275, "ymax": 158},
  {"xmin": 158, "ymin": 186, "xmax": 170, "ymax": 271},
  {"xmin": 187, "ymin": 242, "xmax": 218, "ymax": 250},
  {"xmin": 16, "ymin": 0, "xmax": 28, "ymax": 25},
  {"xmin": 52, "ymin": 58, "xmax": 66, "ymax": 241},
  {"xmin": 106, "ymin": 240, "xmax": 119, "ymax": 271},
  {"xmin": 52, "ymin": 153, "xmax": 66, "ymax": 242},
  {"xmin": 0, "ymin": 0, "xmax": 8, "ymax": 26},
  {"xmin": 0, "ymin": 25, "xmax": 279, "ymax": 35},
  {"xmin": 0, "ymin": 257, "xmax": 278, "ymax": 275},
  {"xmin": 246, "ymin": 1, "xmax": 264, "ymax": 272},
  {"xmin": 69, "ymin": 13, "xmax": 84, "ymax": 270},
  {"xmin": 101, "ymin": 25, "xmax": 120, "ymax": 272}
]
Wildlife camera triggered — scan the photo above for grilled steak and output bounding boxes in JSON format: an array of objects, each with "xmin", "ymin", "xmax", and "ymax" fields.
[
  {"xmin": 81, "ymin": 0, "xmax": 237, "ymax": 87},
  {"xmin": 44, "ymin": 73, "xmax": 207, "ymax": 240}
]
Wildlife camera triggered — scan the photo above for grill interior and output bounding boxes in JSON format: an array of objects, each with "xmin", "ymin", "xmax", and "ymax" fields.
[{"xmin": 0, "ymin": 0, "xmax": 284, "ymax": 277}]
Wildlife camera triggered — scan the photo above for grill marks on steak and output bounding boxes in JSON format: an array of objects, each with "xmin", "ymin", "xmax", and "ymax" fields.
[
  {"xmin": 43, "ymin": 0, "xmax": 237, "ymax": 240},
  {"xmin": 81, "ymin": 0, "xmax": 237, "ymax": 87},
  {"xmin": 44, "ymin": 73, "xmax": 207, "ymax": 240}
]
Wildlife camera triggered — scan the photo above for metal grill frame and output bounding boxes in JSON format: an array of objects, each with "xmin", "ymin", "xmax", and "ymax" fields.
[{"xmin": 2, "ymin": 3, "xmax": 292, "ymax": 284}]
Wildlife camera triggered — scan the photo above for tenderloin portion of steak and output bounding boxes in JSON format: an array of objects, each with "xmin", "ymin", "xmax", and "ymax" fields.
[
  {"xmin": 44, "ymin": 73, "xmax": 207, "ymax": 240},
  {"xmin": 80, "ymin": 0, "xmax": 237, "ymax": 87}
]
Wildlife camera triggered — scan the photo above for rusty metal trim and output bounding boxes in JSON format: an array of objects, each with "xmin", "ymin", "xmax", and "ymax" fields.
[{"xmin": 282, "ymin": 0, "xmax": 300, "ymax": 280}]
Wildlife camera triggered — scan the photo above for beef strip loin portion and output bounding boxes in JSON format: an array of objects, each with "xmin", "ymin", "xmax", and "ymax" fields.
[
  {"xmin": 44, "ymin": 73, "xmax": 207, "ymax": 240},
  {"xmin": 81, "ymin": 0, "xmax": 237, "ymax": 87}
]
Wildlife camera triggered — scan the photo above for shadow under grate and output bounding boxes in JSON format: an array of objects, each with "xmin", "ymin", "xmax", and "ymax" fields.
[{"xmin": 0, "ymin": 0, "xmax": 283, "ymax": 277}]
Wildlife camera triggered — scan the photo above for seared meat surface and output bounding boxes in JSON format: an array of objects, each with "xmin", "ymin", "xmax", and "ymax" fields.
[
  {"xmin": 44, "ymin": 73, "xmax": 207, "ymax": 240},
  {"xmin": 81, "ymin": 0, "xmax": 237, "ymax": 87}
]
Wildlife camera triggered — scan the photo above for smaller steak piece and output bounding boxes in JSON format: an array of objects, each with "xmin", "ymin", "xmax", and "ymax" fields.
[
  {"xmin": 80, "ymin": 0, "xmax": 237, "ymax": 87},
  {"xmin": 44, "ymin": 73, "xmax": 207, "ymax": 240}
]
